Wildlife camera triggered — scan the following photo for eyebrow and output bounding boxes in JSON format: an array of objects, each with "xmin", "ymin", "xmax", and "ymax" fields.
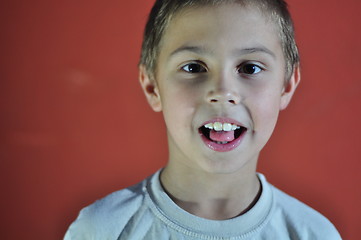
[
  {"xmin": 236, "ymin": 47, "xmax": 276, "ymax": 59},
  {"xmin": 169, "ymin": 45, "xmax": 276, "ymax": 59},
  {"xmin": 170, "ymin": 45, "xmax": 209, "ymax": 57}
]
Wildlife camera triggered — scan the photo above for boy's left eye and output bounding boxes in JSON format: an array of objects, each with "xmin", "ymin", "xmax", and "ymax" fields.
[{"xmin": 237, "ymin": 64, "xmax": 263, "ymax": 75}]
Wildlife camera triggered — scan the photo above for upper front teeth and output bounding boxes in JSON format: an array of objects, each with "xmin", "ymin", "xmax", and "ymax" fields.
[{"xmin": 204, "ymin": 122, "xmax": 240, "ymax": 131}]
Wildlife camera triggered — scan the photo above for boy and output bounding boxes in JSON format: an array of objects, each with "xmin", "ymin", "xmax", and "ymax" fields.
[{"xmin": 65, "ymin": 0, "xmax": 341, "ymax": 239}]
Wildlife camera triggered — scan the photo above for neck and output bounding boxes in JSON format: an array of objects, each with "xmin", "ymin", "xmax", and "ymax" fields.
[{"xmin": 160, "ymin": 161, "xmax": 261, "ymax": 220}]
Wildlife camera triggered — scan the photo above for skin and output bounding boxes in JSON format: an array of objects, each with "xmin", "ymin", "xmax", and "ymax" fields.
[{"xmin": 139, "ymin": 4, "xmax": 300, "ymax": 220}]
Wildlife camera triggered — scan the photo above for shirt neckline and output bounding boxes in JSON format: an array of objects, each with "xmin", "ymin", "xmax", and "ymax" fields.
[{"xmin": 145, "ymin": 170, "xmax": 274, "ymax": 238}]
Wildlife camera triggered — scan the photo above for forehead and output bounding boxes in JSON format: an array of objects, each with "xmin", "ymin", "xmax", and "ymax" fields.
[{"xmin": 159, "ymin": 3, "xmax": 283, "ymax": 60}]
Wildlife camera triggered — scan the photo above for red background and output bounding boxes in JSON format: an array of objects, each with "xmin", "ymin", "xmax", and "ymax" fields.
[{"xmin": 1, "ymin": 0, "xmax": 360, "ymax": 239}]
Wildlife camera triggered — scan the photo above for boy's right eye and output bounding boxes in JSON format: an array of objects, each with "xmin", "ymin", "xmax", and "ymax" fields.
[{"xmin": 181, "ymin": 63, "xmax": 207, "ymax": 73}]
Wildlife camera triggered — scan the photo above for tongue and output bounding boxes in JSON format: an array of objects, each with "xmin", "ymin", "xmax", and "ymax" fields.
[{"xmin": 209, "ymin": 130, "xmax": 235, "ymax": 142}]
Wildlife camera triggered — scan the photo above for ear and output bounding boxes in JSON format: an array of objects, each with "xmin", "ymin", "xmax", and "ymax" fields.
[
  {"xmin": 280, "ymin": 64, "xmax": 301, "ymax": 110},
  {"xmin": 139, "ymin": 64, "xmax": 162, "ymax": 112}
]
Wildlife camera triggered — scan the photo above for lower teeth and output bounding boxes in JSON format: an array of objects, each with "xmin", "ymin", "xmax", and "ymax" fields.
[{"xmin": 216, "ymin": 141, "xmax": 228, "ymax": 144}]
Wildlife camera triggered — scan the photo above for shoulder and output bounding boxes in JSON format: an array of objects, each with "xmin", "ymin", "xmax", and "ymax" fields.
[
  {"xmin": 269, "ymin": 184, "xmax": 341, "ymax": 239},
  {"xmin": 64, "ymin": 178, "xmax": 148, "ymax": 240}
]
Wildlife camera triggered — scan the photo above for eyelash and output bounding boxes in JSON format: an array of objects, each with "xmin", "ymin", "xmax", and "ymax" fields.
[{"xmin": 180, "ymin": 62, "xmax": 264, "ymax": 75}]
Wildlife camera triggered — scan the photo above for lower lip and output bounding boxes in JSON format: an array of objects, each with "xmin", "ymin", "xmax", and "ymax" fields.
[{"xmin": 200, "ymin": 131, "xmax": 246, "ymax": 152}]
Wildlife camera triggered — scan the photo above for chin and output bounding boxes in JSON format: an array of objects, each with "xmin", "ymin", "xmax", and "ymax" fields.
[{"xmin": 199, "ymin": 157, "xmax": 255, "ymax": 175}]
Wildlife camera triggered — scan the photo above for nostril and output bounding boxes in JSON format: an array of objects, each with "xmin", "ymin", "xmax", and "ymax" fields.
[{"xmin": 207, "ymin": 90, "xmax": 240, "ymax": 104}]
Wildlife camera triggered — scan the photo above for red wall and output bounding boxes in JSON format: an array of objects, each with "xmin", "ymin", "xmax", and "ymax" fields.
[{"xmin": 1, "ymin": 0, "xmax": 360, "ymax": 239}]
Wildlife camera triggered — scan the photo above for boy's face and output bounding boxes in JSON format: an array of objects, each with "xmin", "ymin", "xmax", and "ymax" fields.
[{"xmin": 140, "ymin": 4, "xmax": 299, "ymax": 174}]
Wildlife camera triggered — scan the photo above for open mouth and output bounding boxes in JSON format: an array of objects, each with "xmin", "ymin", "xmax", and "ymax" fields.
[{"xmin": 199, "ymin": 122, "xmax": 247, "ymax": 145}]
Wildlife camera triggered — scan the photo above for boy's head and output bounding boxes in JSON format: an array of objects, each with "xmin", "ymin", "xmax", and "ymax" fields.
[
  {"xmin": 138, "ymin": 0, "xmax": 301, "ymax": 173},
  {"xmin": 140, "ymin": 0, "xmax": 299, "ymax": 80}
]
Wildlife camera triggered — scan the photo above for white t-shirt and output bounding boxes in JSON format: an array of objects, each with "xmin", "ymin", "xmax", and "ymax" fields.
[{"xmin": 64, "ymin": 170, "xmax": 341, "ymax": 239}]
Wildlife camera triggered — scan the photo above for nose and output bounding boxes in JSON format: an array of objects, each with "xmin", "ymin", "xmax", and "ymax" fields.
[{"xmin": 206, "ymin": 88, "xmax": 241, "ymax": 105}]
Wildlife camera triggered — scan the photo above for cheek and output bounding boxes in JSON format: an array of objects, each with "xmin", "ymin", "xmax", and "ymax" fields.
[
  {"xmin": 160, "ymin": 84, "xmax": 199, "ymax": 128},
  {"xmin": 161, "ymin": 78, "xmax": 202, "ymax": 107},
  {"xmin": 250, "ymin": 91, "xmax": 282, "ymax": 133},
  {"xmin": 247, "ymin": 98, "xmax": 280, "ymax": 153},
  {"xmin": 162, "ymin": 89, "xmax": 197, "ymax": 112}
]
